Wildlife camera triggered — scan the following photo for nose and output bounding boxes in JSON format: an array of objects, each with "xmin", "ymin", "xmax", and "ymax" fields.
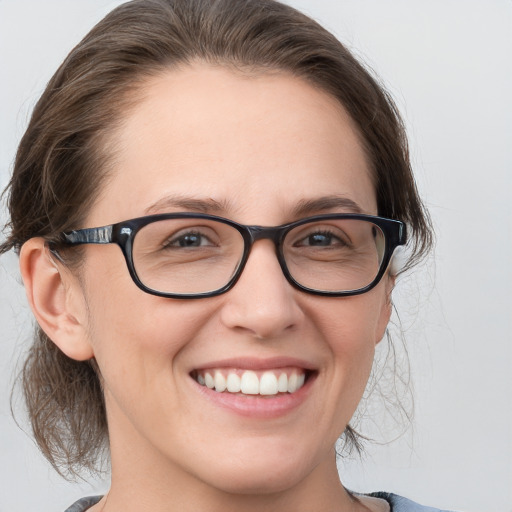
[{"xmin": 219, "ymin": 240, "xmax": 304, "ymax": 339}]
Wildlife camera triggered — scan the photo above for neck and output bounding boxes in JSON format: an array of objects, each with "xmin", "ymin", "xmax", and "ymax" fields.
[{"xmin": 104, "ymin": 469, "xmax": 358, "ymax": 512}]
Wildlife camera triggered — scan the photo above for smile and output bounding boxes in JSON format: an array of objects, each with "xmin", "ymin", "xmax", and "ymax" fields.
[{"xmin": 192, "ymin": 368, "xmax": 308, "ymax": 396}]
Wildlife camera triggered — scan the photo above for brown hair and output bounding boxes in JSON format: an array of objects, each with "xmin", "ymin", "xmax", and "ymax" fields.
[{"xmin": 1, "ymin": 0, "xmax": 432, "ymax": 477}]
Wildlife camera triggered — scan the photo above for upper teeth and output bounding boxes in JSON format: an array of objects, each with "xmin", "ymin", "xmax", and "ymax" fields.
[{"xmin": 196, "ymin": 370, "xmax": 306, "ymax": 395}]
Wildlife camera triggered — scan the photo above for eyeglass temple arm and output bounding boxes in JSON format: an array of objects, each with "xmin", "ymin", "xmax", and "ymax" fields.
[
  {"xmin": 61, "ymin": 225, "xmax": 114, "ymax": 245},
  {"xmin": 397, "ymin": 223, "xmax": 407, "ymax": 245}
]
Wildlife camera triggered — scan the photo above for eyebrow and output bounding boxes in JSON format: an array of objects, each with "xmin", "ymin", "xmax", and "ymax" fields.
[
  {"xmin": 144, "ymin": 194, "xmax": 364, "ymax": 218},
  {"xmin": 291, "ymin": 196, "xmax": 364, "ymax": 216},
  {"xmin": 144, "ymin": 195, "xmax": 233, "ymax": 215}
]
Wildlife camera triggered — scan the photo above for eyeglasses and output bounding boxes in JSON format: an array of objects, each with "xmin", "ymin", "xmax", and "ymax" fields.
[{"xmin": 56, "ymin": 213, "xmax": 406, "ymax": 298}]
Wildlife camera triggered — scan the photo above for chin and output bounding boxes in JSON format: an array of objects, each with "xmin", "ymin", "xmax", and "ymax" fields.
[
  {"xmin": 206, "ymin": 466, "xmax": 307, "ymax": 496},
  {"xmin": 192, "ymin": 443, "xmax": 317, "ymax": 496}
]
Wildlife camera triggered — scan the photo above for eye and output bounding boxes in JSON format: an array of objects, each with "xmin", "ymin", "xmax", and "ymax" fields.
[
  {"xmin": 165, "ymin": 230, "xmax": 215, "ymax": 248},
  {"xmin": 295, "ymin": 230, "xmax": 346, "ymax": 248},
  {"xmin": 303, "ymin": 231, "xmax": 335, "ymax": 246}
]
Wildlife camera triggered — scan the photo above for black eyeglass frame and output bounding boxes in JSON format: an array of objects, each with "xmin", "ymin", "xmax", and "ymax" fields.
[{"xmin": 55, "ymin": 213, "xmax": 407, "ymax": 299}]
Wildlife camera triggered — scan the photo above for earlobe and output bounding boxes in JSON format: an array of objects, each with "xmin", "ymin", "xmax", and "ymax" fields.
[{"xmin": 19, "ymin": 238, "xmax": 94, "ymax": 361}]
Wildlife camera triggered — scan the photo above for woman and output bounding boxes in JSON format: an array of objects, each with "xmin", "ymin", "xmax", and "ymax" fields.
[{"xmin": 1, "ymin": 0, "xmax": 445, "ymax": 510}]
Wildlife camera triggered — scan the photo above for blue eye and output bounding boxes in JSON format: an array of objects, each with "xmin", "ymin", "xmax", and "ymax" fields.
[
  {"xmin": 176, "ymin": 233, "xmax": 203, "ymax": 247},
  {"xmin": 166, "ymin": 231, "xmax": 213, "ymax": 248},
  {"xmin": 306, "ymin": 232, "xmax": 334, "ymax": 246},
  {"xmin": 296, "ymin": 230, "xmax": 346, "ymax": 247}
]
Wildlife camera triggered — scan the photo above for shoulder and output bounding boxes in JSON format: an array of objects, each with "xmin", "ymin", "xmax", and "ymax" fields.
[
  {"xmin": 64, "ymin": 493, "xmax": 458, "ymax": 512},
  {"xmin": 370, "ymin": 492, "xmax": 458, "ymax": 512},
  {"xmin": 64, "ymin": 496, "xmax": 102, "ymax": 512}
]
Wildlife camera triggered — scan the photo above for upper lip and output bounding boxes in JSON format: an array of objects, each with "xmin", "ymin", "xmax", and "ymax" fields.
[{"xmin": 192, "ymin": 356, "xmax": 317, "ymax": 372}]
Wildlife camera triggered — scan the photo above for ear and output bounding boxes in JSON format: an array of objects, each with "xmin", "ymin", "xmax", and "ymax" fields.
[
  {"xmin": 375, "ymin": 273, "xmax": 395, "ymax": 346},
  {"xmin": 19, "ymin": 238, "xmax": 94, "ymax": 361}
]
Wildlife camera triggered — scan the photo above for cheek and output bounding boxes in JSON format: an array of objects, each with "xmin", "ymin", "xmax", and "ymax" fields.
[
  {"xmin": 308, "ymin": 292, "xmax": 388, "ymax": 410},
  {"xmin": 88, "ymin": 295, "xmax": 216, "ymax": 376},
  {"xmin": 84, "ymin": 290, "xmax": 221, "ymax": 444},
  {"xmin": 80, "ymin": 248, "xmax": 218, "ymax": 391},
  {"xmin": 313, "ymin": 291, "xmax": 387, "ymax": 354}
]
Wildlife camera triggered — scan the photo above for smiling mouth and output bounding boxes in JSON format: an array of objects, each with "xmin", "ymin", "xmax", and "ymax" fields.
[{"xmin": 191, "ymin": 368, "xmax": 313, "ymax": 396}]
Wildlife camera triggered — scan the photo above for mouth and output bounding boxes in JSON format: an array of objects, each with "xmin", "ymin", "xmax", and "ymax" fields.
[
  {"xmin": 188, "ymin": 357, "xmax": 318, "ymax": 417},
  {"xmin": 190, "ymin": 368, "xmax": 313, "ymax": 397}
]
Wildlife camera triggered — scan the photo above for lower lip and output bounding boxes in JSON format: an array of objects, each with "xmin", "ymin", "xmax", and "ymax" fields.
[{"xmin": 191, "ymin": 373, "xmax": 316, "ymax": 419}]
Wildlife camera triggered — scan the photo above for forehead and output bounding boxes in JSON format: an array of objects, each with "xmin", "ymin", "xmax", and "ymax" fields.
[{"xmin": 89, "ymin": 64, "xmax": 376, "ymax": 226}]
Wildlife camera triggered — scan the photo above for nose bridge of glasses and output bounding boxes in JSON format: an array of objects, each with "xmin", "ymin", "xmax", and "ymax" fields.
[
  {"xmin": 239, "ymin": 225, "xmax": 291, "ymax": 291},
  {"xmin": 246, "ymin": 225, "xmax": 285, "ymax": 252}
]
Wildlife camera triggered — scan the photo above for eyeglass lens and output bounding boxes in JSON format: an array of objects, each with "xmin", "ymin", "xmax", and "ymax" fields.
[{"xmin": 132, "ymin": 217, "xmax": 386, "ymax": 295}]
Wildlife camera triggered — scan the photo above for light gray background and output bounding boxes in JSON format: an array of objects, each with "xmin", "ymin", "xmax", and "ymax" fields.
[{"xmin": 0, "ymin": 1, "xmax": 511, "ymax": 511}]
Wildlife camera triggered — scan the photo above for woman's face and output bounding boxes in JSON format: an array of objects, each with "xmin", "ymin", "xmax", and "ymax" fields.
[{"xmin": 76, "ymin": 65, "xmax": 392, "ymax": 494}]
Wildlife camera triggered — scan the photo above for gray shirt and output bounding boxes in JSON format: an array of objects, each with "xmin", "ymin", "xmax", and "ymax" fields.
[{"xmin": 64, "ymin": 493, "xmax": 456, "ymax": 511}]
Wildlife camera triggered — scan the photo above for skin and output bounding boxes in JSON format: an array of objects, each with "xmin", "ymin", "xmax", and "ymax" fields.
[{"xmin": 20, "ymin": 64, "xmax": 393, "ymax": 512}]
